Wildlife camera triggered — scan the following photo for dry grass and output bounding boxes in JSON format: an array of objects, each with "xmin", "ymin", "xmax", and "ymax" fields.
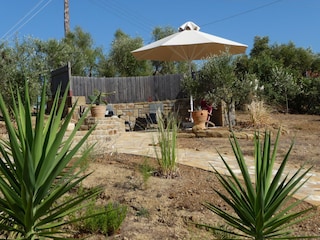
[{"xmin": 247, "ymin": 100, "xmax": 272, "ymax": 127}]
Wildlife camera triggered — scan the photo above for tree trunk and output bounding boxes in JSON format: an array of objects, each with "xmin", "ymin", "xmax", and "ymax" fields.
[{"xmin": 226, "ymin": 101, "xmax": 235, "ymax": 131}]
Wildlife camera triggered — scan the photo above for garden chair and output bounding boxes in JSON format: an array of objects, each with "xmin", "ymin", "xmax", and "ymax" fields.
[{"xmin": 146, "ymin": 103, "xmax": 164, "ymax": 130}]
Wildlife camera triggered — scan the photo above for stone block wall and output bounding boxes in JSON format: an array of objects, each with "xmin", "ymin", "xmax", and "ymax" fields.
[
  {"xmin": 98, "ymin": 99, "xmax": 190, "ymax": 129},
  {"xmin": 0, "ymin": 116, "xmax": 126, "ymax": 158},
  {"xmin": 69, "ymin": 96, "xmax": 229, "ymax": 128},
  {"xmin": 69, "ymin": 96, "xmax": 191, "ymax": 130},
  {"xmin": 66, "ymin": 116, "xmax": 125, "ymax": 156}
]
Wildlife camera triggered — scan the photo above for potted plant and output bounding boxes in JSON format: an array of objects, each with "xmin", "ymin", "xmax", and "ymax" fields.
[{"xmin": 88, "ymin": 90, "xmax": 114, "ymax": 118}]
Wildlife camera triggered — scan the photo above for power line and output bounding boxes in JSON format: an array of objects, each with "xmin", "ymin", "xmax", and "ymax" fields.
[
  {"xmin": 1, "ymin": 0, "xmax": 53, "ymax": 40},
  {"xmin": 201, "ymin": 0, "xmax": 283, "ymax": 28},
  {"xmin": 88, "ymin": 0, "xmax": 154, "ymax": 35}
]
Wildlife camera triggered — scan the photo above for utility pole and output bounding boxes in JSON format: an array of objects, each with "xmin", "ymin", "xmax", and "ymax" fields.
[{"xmin": 64, "ymin": 0, "xmax": 70, "ymax": 36}]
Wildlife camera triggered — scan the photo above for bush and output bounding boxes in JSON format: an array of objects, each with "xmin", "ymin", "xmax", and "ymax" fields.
[{"xmin": 79, "ymin": 202, "xmax": 127, "ymax": 236}]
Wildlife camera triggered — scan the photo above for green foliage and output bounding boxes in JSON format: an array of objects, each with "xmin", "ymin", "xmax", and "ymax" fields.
[
  {"xmin": 78, "ymin": 202, "xmax": 127, "ymax": 236},
  {"xmin": 183, "ymin": 52, "xmax": 253, "ymax": 129},
  {"xmin": 0, "ymin": 38, "xmax": 45, "ymax": 110},
  {"xmin": 0, "ymin": 80, "xmax": 102, "ymax": 239},
  {"xmin": 63, "ymin": 26, "xmax": 104, "ymax": 76},
  {"xmin": 270, "ymin": 66, "xmax": 300, "ymax": 113},
  {"xmin": 291, "ymin": 76, "xmax": 320, "ymax": 114},
  {"xmin": 247, "ymin": 36, "xmax": 320, "ymax": 113},
  {"xmin": 250, "ymin": 36, "xmax": 272, "ymax": 58},
  {"xmin": 88, "ymin": 89, "xmax": 116, "ymax": 105},
  {"xmin": 154, "ymin": 112, "xmax": 179, "ymax": 178},
  {"xmin": 200, "ymin": 130, "xmax": 315, "ymax": 239},
  {"xmin": 271, "ymin": 42, "xmax": 314, "ymax": 75},
  {"xmin": 109, "ymin": 29, "xmax": 152, "ymax": 76}
]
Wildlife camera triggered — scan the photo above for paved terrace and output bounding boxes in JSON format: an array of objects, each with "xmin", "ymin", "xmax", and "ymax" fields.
[{"xmin": 108, "ymin": 131, "xmax": 320, "ymax": 206}]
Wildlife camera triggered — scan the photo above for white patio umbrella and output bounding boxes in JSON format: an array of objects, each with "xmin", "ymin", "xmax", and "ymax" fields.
[
  {"xmin": 132, "ymin": 21, "xmax": 247, "ymax": 62},
  {"xmin": 131, "ymin": 21, "xmax": 248, "ymax": 120}
]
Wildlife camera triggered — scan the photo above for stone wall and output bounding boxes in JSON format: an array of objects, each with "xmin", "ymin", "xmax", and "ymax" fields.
[
  {"xmin": 70, "ymin": 96, "xmax": 191, "ymax": 130},
  {"xmin": 66, "ymin": 116, "xmax": 125, "ymax": 156},
  {"xmin": 110, "ymin": 99, "xmax": 190, "ymax": 129},
  {"xmin": 69, "ymin": 96, "xmax": 229, "ymax": 129},
  {"xmin": 0, "ymin": 116, "xmax": 126, "ymax": 158}
]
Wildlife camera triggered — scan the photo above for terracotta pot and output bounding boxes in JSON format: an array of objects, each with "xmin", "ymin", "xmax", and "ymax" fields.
[
  {"xmin": 91, "ymin": 105, "xmax": 106, "ymax": 118},
  {"xmin": 192, "ymin": 110, "xmax": 208, "ymax": 129}
]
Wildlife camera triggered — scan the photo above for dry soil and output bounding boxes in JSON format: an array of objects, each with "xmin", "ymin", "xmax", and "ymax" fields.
[{"xmin": 77, "ymin": 112, "xmax": 320, "ymax": 239}]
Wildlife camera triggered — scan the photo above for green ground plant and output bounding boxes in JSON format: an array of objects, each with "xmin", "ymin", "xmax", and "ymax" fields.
[
  {"xmin": 76, "ymin": 201, "xmax": 127, "ymax": 236},
  {"xmin": 200, "ymin": 130, "xmax": 316, "ymax": 239},
  {"xmin": 138, "ymin": 158, "xmax": 154, "ymax": 187},
  {"xmin": 0, "ymin": 80, "xmax": 105, "ymax": 239},
  {"xmin": 135, "ymin": 206, "xmax": 150, "ymax": 218},
  {"xmin": 154, "ymin": 111, "xmax": 179, "ymax": 178}
]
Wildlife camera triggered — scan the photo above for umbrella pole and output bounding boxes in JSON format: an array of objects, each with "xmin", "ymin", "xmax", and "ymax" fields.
[
  {"xmin": 190, "ymin": 95, "xmax": 194, "ymax": 122},
  {"xmin": 189, "ymin": 61, "xmax": 194, "ymax": 122}
]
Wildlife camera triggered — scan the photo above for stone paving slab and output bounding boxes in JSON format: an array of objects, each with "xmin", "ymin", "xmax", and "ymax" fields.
[{"xmin": 110, "ymin": 132, "xmax": 320, "ymax": 206}]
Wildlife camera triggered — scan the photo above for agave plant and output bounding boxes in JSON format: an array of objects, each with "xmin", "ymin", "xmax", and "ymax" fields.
[
  {"xmin": 0, "ymin": 80, "xmax": 103, "ymax": 239},
  {"xmin": 201, "ymin": 130, "xmax": 315, "ymax": 239}
]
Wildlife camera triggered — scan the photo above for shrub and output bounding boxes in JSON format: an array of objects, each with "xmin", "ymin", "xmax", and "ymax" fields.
[
  {"xmin": 78, "ymin": 202, "xmax": 127, "ymax": 236},
  {"xmin": 0, "ymin": 80, "xmax": 103, "ymax": 239},
  {"xmin": 200, "ymin": 129, "xmax": 315, "ymax": 239}
]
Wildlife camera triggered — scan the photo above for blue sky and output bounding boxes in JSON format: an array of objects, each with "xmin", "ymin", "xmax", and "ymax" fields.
[{"xmin": 1, "ymin": 0, "xmax": 319, "ymax": 55}]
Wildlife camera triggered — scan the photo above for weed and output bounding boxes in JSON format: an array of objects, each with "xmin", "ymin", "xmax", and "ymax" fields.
[
  {"xmin": 139, "ymin": 158, "xmax": 154, "ymax": 187},
  {"xmin": 136, "ymin": 207, "xmax": 150, "ymax": 218}
]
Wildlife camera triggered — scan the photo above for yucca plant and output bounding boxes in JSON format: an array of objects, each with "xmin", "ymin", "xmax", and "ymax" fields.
[
  {"xmin": 0, "ymin": 80, "xmax": 103, "ymax": 239},
  {"xmin": 201, "ymin": 130, "xmax": 316, "ymax": 239}
]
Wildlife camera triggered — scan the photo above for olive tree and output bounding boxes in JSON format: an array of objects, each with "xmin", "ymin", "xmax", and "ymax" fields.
[
  {"xmin": 63, "ymin": 26, "xmax": 104, "ymax": 76},
  {"xmin": 183, "ymin": 52, "xmax": 254, "ymax": 130},
  {"xmin": 270, "ymin": 66, "xmax": 300, "ymax": 113},
  {"xmin": 0, "ymin": 38, "xmax": 46, "ymax": 110},
  {"xmin": 108, "ymin": 29, "xmax": 152, "ymax": 77}
]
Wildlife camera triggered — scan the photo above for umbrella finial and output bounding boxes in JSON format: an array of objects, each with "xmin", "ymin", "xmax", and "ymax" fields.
[{"xmin": 179, "ymin": 21, "xmax": 200, "ymax": 32}]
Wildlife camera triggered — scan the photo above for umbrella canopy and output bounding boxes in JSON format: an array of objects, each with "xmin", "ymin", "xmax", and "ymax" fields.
[
  {"xmin": 131, "ymin": 21, "xmax": 248, "ymax": 122},
  {"xmin": 131, "ymin": 21, "xmax": 247, "ymax": 62}
]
